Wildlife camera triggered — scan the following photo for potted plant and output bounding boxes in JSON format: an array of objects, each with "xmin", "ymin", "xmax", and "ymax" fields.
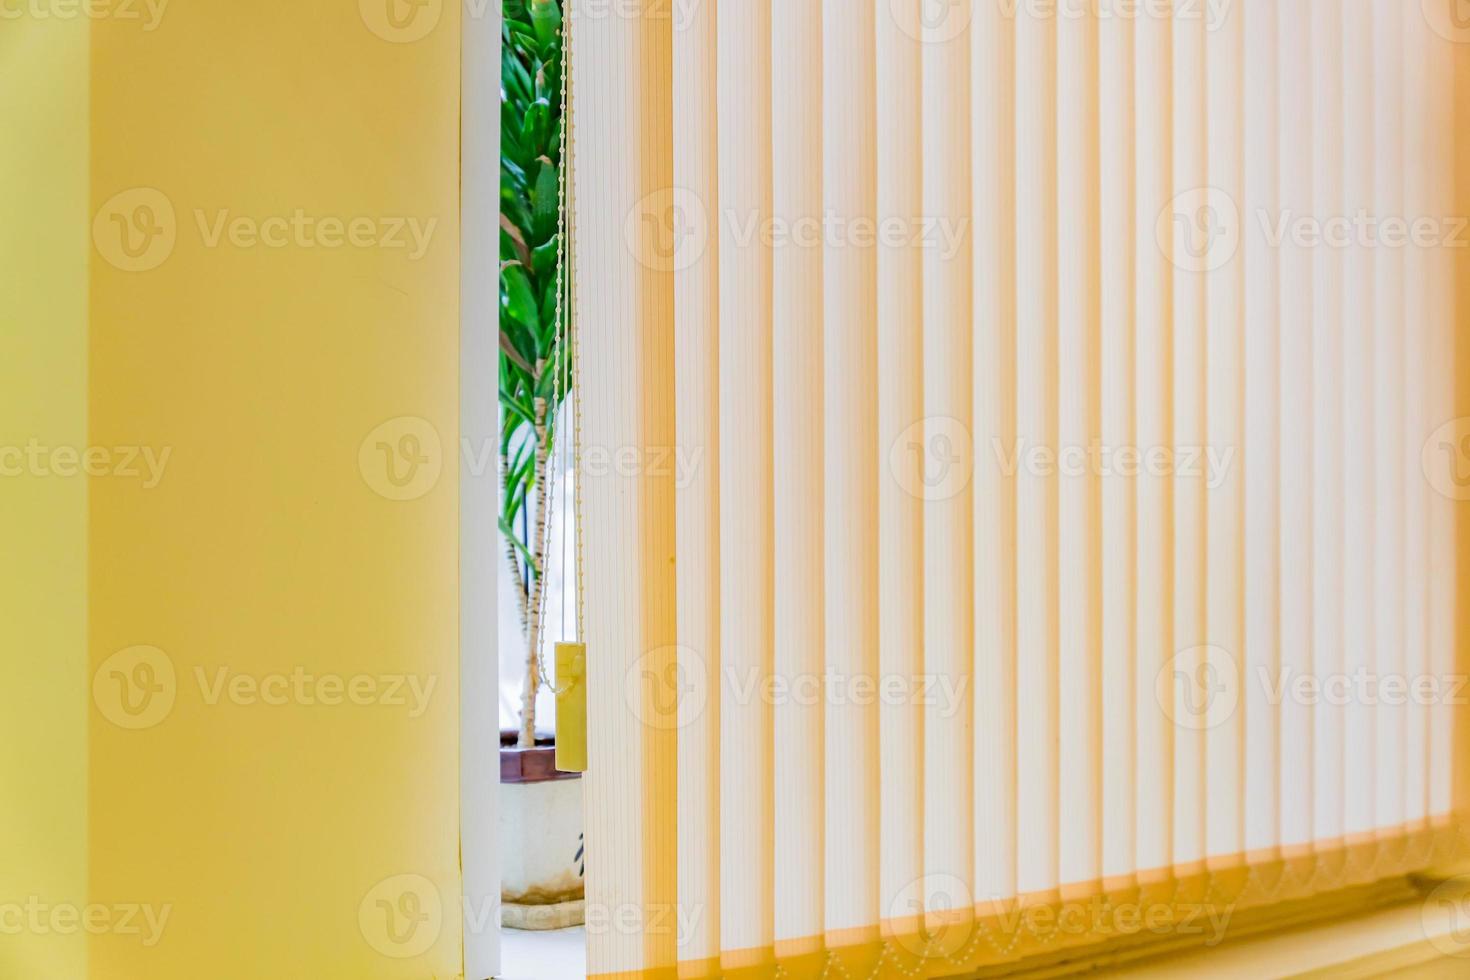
[{"xmin": 498, "ymin": 0, "xmax": 584, "ymax": 931}]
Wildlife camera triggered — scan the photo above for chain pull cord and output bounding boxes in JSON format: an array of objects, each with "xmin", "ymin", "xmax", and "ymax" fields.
[
  {"xmin": 569, "ymin": 0, "xmax": 585, "ymax": 650},
  {"xmin": 531, "ymin": 0, "xmax": 575, "ymax": 697}
]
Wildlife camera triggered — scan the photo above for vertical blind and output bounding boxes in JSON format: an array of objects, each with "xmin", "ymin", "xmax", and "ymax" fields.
[{"xmin": 576, "ymin": 0, "xmax": 1466, "ymax": 976}]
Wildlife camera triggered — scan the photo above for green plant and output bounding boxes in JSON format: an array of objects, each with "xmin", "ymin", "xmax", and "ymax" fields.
[{"xmin": 501, "ymin": 0, "xmax": 569, "ymax": 749}]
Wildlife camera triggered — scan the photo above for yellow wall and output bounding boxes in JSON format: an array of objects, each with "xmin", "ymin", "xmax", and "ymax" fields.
[
  {"xmin": 0, "ymin": 13, "xmax": 91, "ymax": 980},
  {"xmin": 7, "ymin": 4, "xmax": 467, "ymax": 977},
  {"xmin": 87, "ymin": 3, "xmax": 465, "ymax": 977}
]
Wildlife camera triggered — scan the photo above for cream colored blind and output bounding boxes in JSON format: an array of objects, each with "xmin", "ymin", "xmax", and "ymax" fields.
[{"xmin": 575, "ymin": 1, "xmax": 1467, "ymax": 976}]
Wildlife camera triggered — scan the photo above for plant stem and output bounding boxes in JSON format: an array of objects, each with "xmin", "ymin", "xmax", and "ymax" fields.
[
  {"xmin": 502, "ymin": 451, "xmax": 531, "ymax": 636},
  {"xmin": 519, "ymin": 389, "xmax": 551, "ymax": 748}
]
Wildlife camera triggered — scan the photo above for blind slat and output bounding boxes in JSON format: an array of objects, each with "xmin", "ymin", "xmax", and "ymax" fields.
[
  {"xmin": 1206, "ymin": 0, "xmax": 1246, "ymax": 867},
  {"xmin": 715, "ymin": 0, "xmax": 774, "ymax": 963},
  {"xmin": 1243, "ymin": 0, "xmax": 1282, "ymax": 858},
  {"xmin": 1015, "ymin": 0, "xmax": 1061, "ymax": 899},
  {"xmin": 874, "ymin": 0, "xmax": 925, "ymax": 939},
  {"xmin": 821, "ymin": 0, "xmax": 881, "ymax": 944},
  {"xmin": 1172, "ymin": 4, "xmax": 1208, "ymax": 873},
  {"xmin": 920, "ymin": 0, "xmax": 977, "ymax": 915},
  {"xmin": 1278, "ymin": 0, "xmax": 1316, "ymax": 853},
  {"xmin": 1371, "ymin": 0, "xmax": 1408, "ymax": 839},
  {"xmin": 1099, "ymin": 1, "xmax": 1139, "ymax": 888},
  {"xmin": 1134, "ymin": 3, "xmax": 1174, "ymax": 878},
  {"xmin": 1310, "ymin": 0, "xmax": 1346, "ymax": 851},
  {"xmin": 1058, "ymin": 0, "xmax": 1103, "ymax": 897},
  {"xmin": 673, "ymin": 0, "xmax": 721, "ymax": 964},
  {"xmin": 771, "ymin": 0, "xmax": 826, "ymax": 955},
  {"xmin": 973, "ymin": 0, "xmax": 1020, "ymax": 912}
]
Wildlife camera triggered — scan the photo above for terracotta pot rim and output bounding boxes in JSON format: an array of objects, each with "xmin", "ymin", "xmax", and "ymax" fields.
[{"xmin": 500, "ymin": 741, "xmax": 582, "ymax": 784}]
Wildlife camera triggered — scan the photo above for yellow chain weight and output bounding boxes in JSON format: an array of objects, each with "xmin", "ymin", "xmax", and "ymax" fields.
[{"xmin": 554, "ymin": 641, "xmax": 587, "ymax": 772}]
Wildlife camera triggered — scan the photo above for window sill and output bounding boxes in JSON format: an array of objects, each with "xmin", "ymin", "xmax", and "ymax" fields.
[{"xmin": 1092, "ymin": 871, "xmax": 1470, "ymax": 979}]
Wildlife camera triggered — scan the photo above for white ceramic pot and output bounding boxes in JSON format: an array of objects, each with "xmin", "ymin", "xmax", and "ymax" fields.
[{"xmin": 500, "ymin": 745, "xmax": 584, "ymax": 930}]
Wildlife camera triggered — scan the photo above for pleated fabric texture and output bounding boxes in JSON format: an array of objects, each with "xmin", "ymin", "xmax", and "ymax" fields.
[{"xmin": 575, "ymin": 1, "xmax": 1469, "ymax": 977}]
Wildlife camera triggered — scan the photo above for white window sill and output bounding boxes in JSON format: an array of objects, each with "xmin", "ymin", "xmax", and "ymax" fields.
[{"xmin": 1099, "ymin": 875, "xmax": 1470, "ymax": 979}]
